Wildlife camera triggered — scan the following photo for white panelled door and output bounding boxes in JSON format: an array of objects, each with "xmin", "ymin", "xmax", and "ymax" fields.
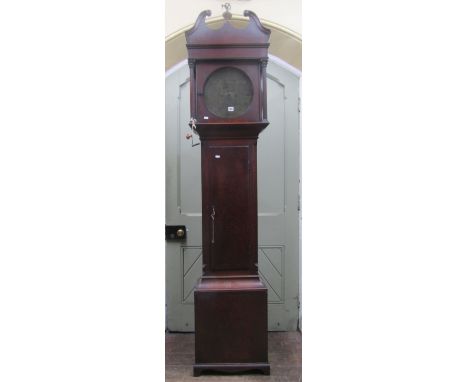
[{"xmin": 165, "ymin": 58, "xmax": 300, "ymax": 331}]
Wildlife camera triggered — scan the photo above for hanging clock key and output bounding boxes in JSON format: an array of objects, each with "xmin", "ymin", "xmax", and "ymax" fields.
[{"xmin": 186, "ymin": 117, "xmax": 200, "ymax": 147}]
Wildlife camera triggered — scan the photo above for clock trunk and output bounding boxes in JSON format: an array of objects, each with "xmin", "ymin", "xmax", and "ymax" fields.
[{"xmin": 201, "ymin": 140, "xmax": 258, "ymax": 274}]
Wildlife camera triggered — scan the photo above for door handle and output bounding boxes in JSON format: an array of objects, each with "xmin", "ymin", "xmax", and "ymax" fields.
[
  {"xmin": 210, "ymin": 206, "xmax": 215, "ymax": 244},
  {"xmin": 165, "ymin": 225, "xmax": 186, "ymax": 240}
]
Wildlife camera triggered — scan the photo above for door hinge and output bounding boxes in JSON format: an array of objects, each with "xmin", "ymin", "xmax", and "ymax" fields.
[
  {"xmin": 298, "ymin": 96, "xmax": 301, "ymax": 112},
  {"xmin": 297, "ymin": 194, "xmax": 301, "ymax": 212}
]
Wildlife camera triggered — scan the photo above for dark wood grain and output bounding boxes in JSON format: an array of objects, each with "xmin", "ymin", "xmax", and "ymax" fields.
[
  {"xmin": 193, "ymin": 121, "xmax": 268, "ymax": 139},
  {"xmin": 194, "ymin": 277, "xmax": 269, "ymax": 375},
  {"xmin": 185, "ymin": 10, "xmax": 270, "ymax": 46},
  {"xmin": 200, "ymin": 140, "xmax": 259, "ymax": 274},
  {"xmin": 186, "ymin": 9, "xmax": 271, "ymax": 376},
  {"xmin": 186, "ymin": 10, "xmax": 270, "ymax": 125}
]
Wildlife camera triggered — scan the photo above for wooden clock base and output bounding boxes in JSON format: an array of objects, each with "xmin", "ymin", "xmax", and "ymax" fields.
[
  {"xmin": 193, "ymin": 363, "xmax": 270, "ymax": 377},
  {"xmin": 193, "ymin": 275, "xmax": 270, "ymax": 377}
]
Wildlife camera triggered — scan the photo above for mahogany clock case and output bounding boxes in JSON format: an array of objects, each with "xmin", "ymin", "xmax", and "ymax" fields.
[
  {"xmin": 186, "ymin": 9, "xmax": 270, "ymax": 125},
  {"xmin": 193, "ymin": 276, "xmax": 269, "ymax": 376},
  {"xmin": 200, "ymin": 138, "xmax": 259, "ymax": 275},
  {"xmin": 185, "ymin": 9, "xmax": 272, "ymax": 376}
]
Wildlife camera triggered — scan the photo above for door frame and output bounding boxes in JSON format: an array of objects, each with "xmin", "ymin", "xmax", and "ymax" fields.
[{"xmin": 165, "ymin": 54, "xmax": 302, "ymax": 331}]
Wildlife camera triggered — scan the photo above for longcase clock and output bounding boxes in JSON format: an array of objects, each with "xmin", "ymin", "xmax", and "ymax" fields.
[{"xmin": 185, "ymin": 8, "xmax": 271, "ymax": 376}]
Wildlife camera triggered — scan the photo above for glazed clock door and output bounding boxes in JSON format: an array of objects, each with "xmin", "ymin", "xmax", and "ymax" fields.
[
  {"xmin": 195, "ymin": 63, "xmax": 261, "ymax": 122},
  {"xmin": 166, "ymin": 59, "xmax": 300, "ymax": 331},
  {"xmin": 203, "ymin": 68, "xmax": 253, "ymax": 119}
]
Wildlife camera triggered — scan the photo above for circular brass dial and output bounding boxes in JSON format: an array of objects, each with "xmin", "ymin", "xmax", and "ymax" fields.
[{"xmin": 203, "ymin": 67, "xmax": 253, "ymax": 118}]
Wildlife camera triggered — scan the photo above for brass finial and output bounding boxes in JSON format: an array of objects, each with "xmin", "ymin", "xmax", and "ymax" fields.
[{"xmin": 221, "ymin": 3, "xmax": 232, "ymax": 20}]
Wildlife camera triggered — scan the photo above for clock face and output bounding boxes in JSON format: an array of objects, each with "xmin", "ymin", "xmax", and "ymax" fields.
[{"xmin": 203, "ymin": 67, "xmax": 254, "ymax": 118}]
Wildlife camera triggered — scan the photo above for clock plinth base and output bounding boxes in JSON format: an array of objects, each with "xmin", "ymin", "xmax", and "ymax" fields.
[
  {"xmin": 193, "ymin": 276, "xmax": 269, "ymax": 376},
  {"xmin": 193, "ymin": 363, "xmax": 270, "ymax": 377}
]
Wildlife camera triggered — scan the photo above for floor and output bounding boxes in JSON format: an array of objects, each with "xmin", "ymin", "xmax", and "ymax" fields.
[{"xmin": 166, "ymin": 331, "xmax": 301, "ymax": 382}]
